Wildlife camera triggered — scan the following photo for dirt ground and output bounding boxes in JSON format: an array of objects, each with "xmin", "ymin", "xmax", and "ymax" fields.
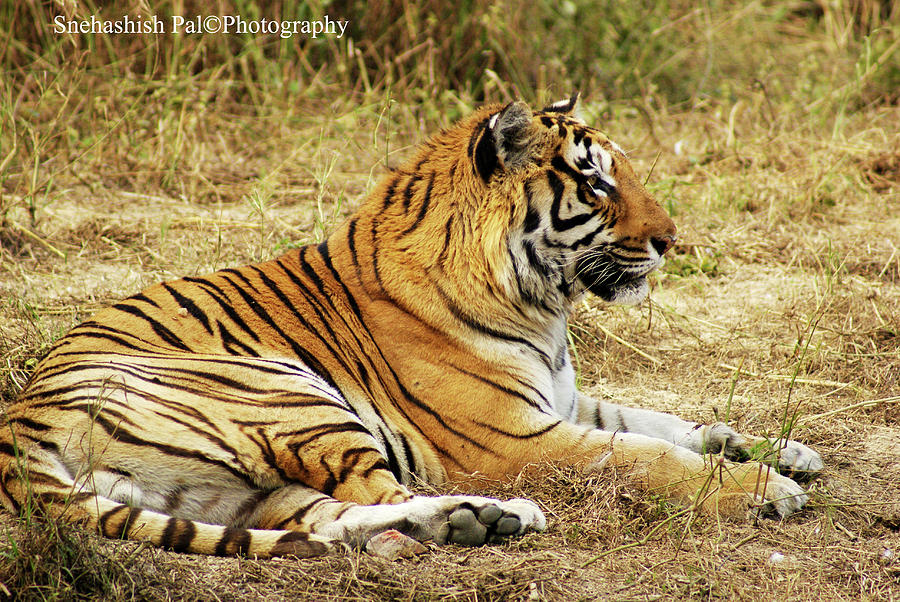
[{"xmin": 1, "ymin": 94, "xmax": 899, "ymax": 600}]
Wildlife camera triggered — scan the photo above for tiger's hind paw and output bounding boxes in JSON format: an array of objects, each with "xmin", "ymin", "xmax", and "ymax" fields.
[
  {"xmin": 321, "ymin": 495, "xmax": 545, "ymax": 550},
  {"xmin": 434, "ymin": 498, "xmax": 546, "ymax": 546}
]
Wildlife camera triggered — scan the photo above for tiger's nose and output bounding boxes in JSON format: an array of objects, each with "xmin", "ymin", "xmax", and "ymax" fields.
[{"xmin": 650, "ymin": 234, "xmax": 677, "ymax": 256}]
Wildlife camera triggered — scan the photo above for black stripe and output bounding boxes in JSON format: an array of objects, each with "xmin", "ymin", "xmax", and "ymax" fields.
[
  {"xmin": 217, "ymin": 270, "xmax": 337, "ymax": 392},
  {"xmin": 452, "ymin": 364, "xmax": 550, "ymax": 413},
  {"xmin": 182, "ymin": 277, "xmax": 262, "ymax": 343},
  {"xmin": 398, "ymin": 433, "xmax": 416, "ymax": 480},
  {"xmin": 547, "ymin": 170, "xmax": 596, "ymax": 231},
  {"xmin": 162, "ymin": 282, "xmax": 213, "ymax": 335},
  {"xmin": 163, "ymin": 517, "xmax": 197, "ymax": 552},
  {"xmin": 0, "ymin": 441, "xmax": 19, "ymax": 458},
  {"xmin": 376, "ymin": 425, "xmax": 404, "ymax": 482},
  {"xmin": 130, "ymin": 293, "xmax": 161, "ymax": 307},
  {"xmin": 572, "ymin": 128, "xmax": 586, "ymax": 145},
  {"xmin": 474, "ymin": 419, "xmax": 562, "ymax": 439},
  {"xmin": 473, "ymin": 118, "xmax": 498, "ymax": 182},
  {"xmin": 319, "ymin": 457, "xmax": 338, "ymax": 496},
  {"xmin": 215, "ymin": 527, "xmax": 252, "ymax": 555},
  {"xmin": 569, "ymin": 226, "xmax": 602, "ymax": 250},
  {"xmin": 382, "ymin": 173, "xmax": 402, "ymax": 211},
  {"xmin": 99, "ymin": 505, "xmax": 128, "ymax": 537},
  {"xmin": 218, "ymin": 321, "xmax": 261, "ymax": 356},
  {"xmin": 110, "ymin": 303, "xmax": 192, "ymax": 351},
  {"xmin": 522, "ymin": 240, "xmax": 552, "ymax": 278},
  {"xmin": 87, "ymin": 411, "xmax": 256, "ymax": 486},
  {"xmin": 523, "ymin": 201, "xmax": 540, "ymax": 233},
  {"xmin": 281, "ymin": 421, "xmax": 371, "ymax": 450},
  {"xmin": 279, "ymin": 495, "xmax": 330, "ymax": 528},
  {"xmin": 541, "ymin": 93, "xmax": 578, "ymax": 113},
  {"xmin": 467, "ymin": 117, "xmax": 489, "ymax": 158},
  {"xmin": 438, "ymin": 218, "xmax": 453, "ymax": 262},
  {"xmin": 401, "ymin": 172, "xmax": 435, "ymax": 236},
  {"xmin": 7, "ymin": 417, "xmax": 51, "ymax": 431},
  {"xmin": 345, "ymin": 217, "xmax": 366, "ymax": 286},
  {"xmin": 120, "ymin": 507, "xmax": 143, "ymax": 538},
  {"xmin": 432, "ymin": 283, "xmax": 552, "ymax": 369},
  {"xmin": 222, "ymin": 268, "xmax": 260, "ymax": 293},
  {"xmin": 63, "ymin": 329, "xmax": 162, "ymax": 353},
  {"xmin": 250, "ymin": 264, "xmax": 342, "ymax": 350},
  {"xmin": 273, "ymin": 253, "xmax": 382, "ymax": 404},
  {"xmin": 339, "ymin": 446, "xmax": 382, "ymax": 481},
  {"xmin": 402, "ymin": 174, "xmax": 421, "ymax": 210},
  {"xmin": 245, "ymin": 427, "xmax": 291, "ymax": 482},
  {"xmin": 362, "ymin": 458, "xmax": 391, "ymax": 478}
]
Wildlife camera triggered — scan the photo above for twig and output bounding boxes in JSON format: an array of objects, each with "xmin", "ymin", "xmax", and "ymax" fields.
[
  {"xmin": 729, "ymin": 532, "xmax": 759, "ymax": 551},
  {"xmin": 595, "ymin": 323, "xmax": 663, "ymax": 365},
  {"xmin": 717, "ymin": 363, "xmax": 864, "ymax": 393},
  {"xmin": 799, "ymin": 396, "xmax": 900, "ymax": 423},
  {"xmin": 9, "ymin": 222, "xmax": 66, "ymax": 259}
]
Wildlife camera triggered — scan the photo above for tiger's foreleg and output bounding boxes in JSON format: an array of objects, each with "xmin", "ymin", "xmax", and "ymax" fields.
[
  {"xmin": 573, "ymin": 393, "xmax": 823, "ymax": 481},
  {"xmin": 479, "ymin": 416, "xmax": 811, "ymax": 519}
]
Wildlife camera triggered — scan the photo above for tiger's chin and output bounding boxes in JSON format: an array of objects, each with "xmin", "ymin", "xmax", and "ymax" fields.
[
  {"xmin": 575, "ymin": 257, "xmax": 654, "ymax": 306},
  {"xmin": 587, "ymin": 275, "xmax": 650, "ymax": 306}
]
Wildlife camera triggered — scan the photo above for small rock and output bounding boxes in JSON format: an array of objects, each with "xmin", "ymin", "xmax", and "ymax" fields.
[
  {"xmin": 365, "ymin": 529, "xmax": 427, "ymax": 560},
  {"xmin": 767, "ymin": 551, "xmax": 786, "ymax": 565},
  {"xmin": 879, "ymin": 548, "xmax": 894, "ymax": 564}
]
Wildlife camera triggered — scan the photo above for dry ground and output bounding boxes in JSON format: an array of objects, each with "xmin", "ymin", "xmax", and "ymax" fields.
[{"xmin": 1, "ymin": 36, "xmax": 899, "ymax": 602}]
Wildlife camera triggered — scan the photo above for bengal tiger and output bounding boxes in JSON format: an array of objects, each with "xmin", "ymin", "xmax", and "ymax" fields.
[{"xmin": 0, "ymin": 96, "xmax": 823, "ymax": 558}]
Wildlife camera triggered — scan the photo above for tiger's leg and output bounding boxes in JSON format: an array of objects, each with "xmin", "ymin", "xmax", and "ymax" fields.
[
  {"xmin": 0, "ymin": 423, "xmax": 545, "ymax": 556},
  {"xmin": 464, "ymin": 408, "xmax": 813, "ymax": 518},
  {"xmin": 249, "ymin": 485, "xmax": 546, "ymax": 548},
  {"xmin": 573, "ymin": 393, "xmax": 824, "ymax": 480}
]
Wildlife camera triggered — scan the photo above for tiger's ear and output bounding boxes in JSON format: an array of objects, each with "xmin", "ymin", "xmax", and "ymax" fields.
[
  {"xmin": 541, "ymin": 92, "xmax": 580, "ymax": 115},
  {"xmin": 474, "ymin": 101, "xmax": 536, "ymax": 182}
]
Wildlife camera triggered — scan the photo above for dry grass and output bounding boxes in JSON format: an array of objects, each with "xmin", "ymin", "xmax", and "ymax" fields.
[{"xmin": 2, "ymin": 1, "xmax": 900, "ymax": 600}]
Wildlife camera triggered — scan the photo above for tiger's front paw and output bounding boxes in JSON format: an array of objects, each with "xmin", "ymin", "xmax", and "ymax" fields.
[
  {"xmin": 752, "ymin": 469, "xmax": 809, "ymax": 518},
  {"xmin": 774, "ymin": 440, "xmax": 824, "ymax": 483},
  {"xmin": 698, "ymin": 461, "xmax": 810, "ymax": 519},
  {"xmin": 696, "ymin": 423, "xmax": 824, "ymax": 483}
]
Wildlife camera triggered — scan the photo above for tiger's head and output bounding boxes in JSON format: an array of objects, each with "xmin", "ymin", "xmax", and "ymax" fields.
[
  {"xmin": 367, "ymin": 95, "xmax": 677, "ymax": 319},
  {"xmin": 469, "ymin": 95, "xmax": 677, "ymax": 308}
]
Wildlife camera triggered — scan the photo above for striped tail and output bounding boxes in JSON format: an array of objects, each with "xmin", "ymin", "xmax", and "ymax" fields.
[
  {"xmin": 0, "ymin": 485, "xmax": 336, "ymax": 558},
  {"xmin": 86, "ymin": 496, "xmax": 335, "ymax": 557}
]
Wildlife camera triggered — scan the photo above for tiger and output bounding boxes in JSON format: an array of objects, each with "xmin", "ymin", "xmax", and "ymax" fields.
[{"xmin": 0, "ymin": 95, "xmax": 823, "ymax": 558}]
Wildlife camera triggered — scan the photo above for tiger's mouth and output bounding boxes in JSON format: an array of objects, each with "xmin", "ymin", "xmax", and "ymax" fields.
[{"xmin": 575, "ymin": 256, "xmax": 655, "ymax": 304}]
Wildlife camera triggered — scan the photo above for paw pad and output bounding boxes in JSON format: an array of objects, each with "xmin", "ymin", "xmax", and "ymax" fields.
[{"xmin": 441, "ymin": 503, "xmax": 523, "ymax": 546}]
